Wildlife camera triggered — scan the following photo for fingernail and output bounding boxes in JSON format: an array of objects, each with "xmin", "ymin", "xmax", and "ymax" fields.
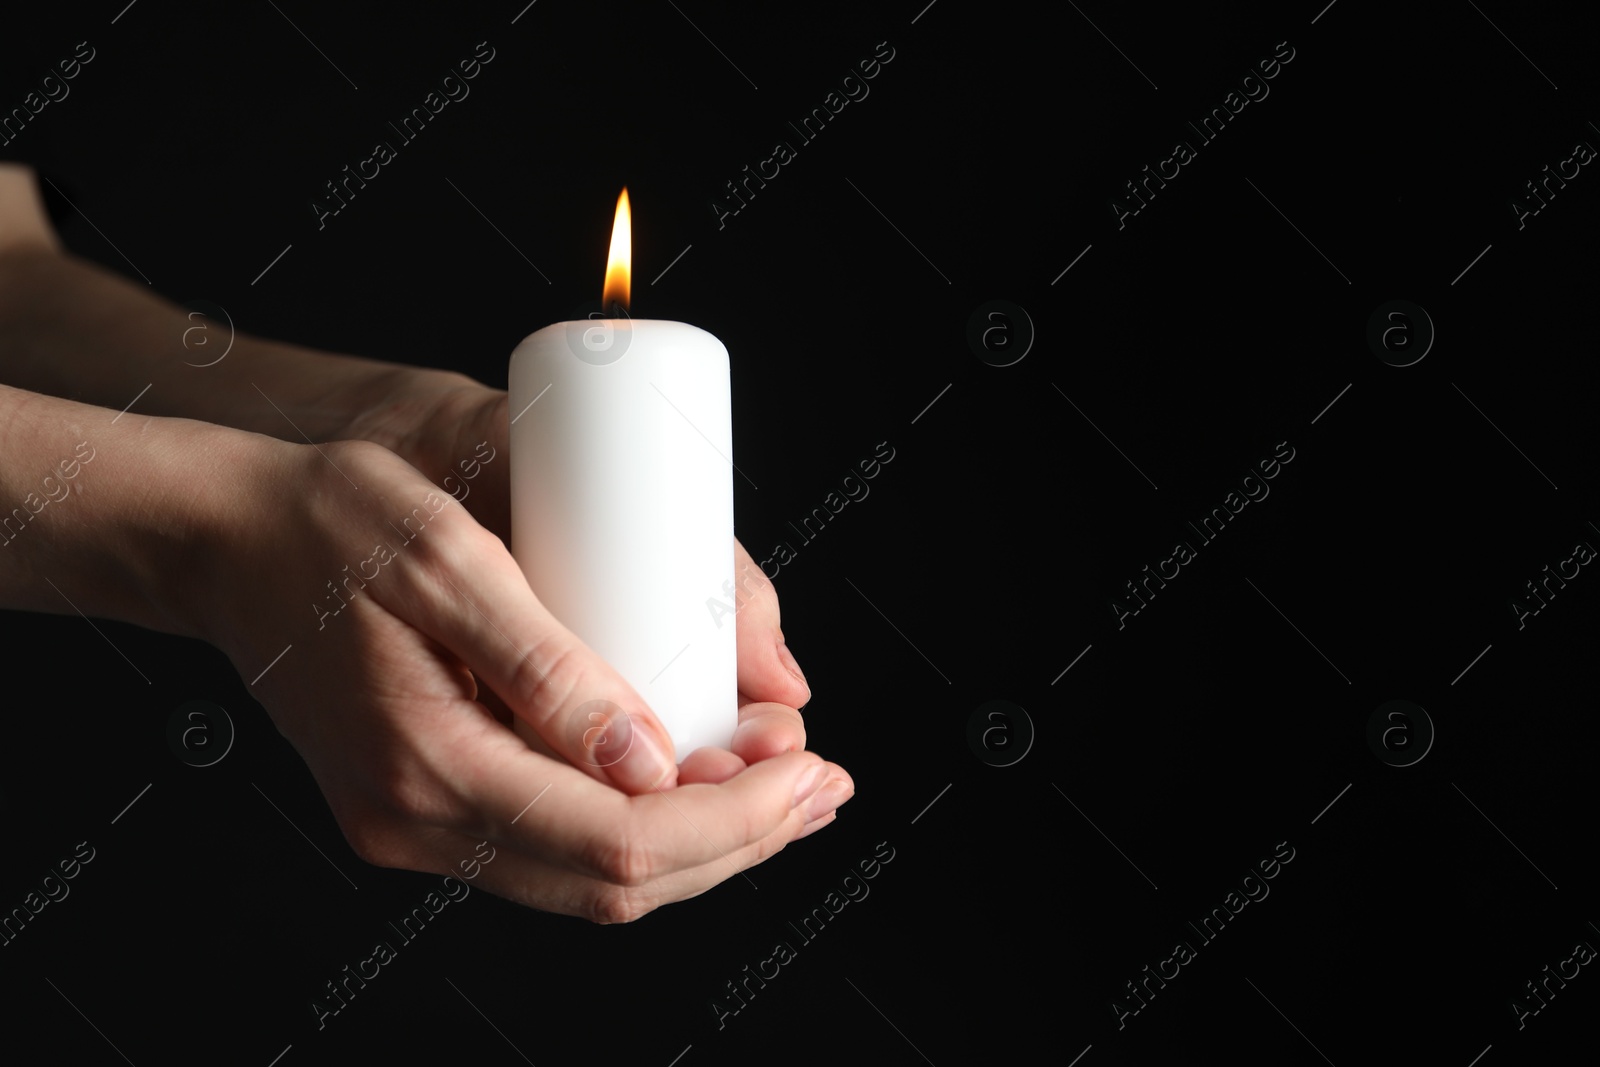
[
  {"xmin": 805, "ymin": 776, "xmax": 853, "ymax": 823},
  {"xmin": 792, "ymin": 763, "xmax": 827, "ymax": 807},
  {"xmin": 796, "ymin": 810, "xmax": 837, "ymax": 840},
  {"xmin": 619, "ymin": 715, "xmax": 676, "ymax": 791},
  {"xmin": 776, "ymin": 640, "xmax": 808, "ymax": 688}
]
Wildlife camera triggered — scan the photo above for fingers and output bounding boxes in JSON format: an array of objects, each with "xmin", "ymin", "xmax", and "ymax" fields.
[
  {"xmin": 532, "ymin": 750, "xmax": 828, "ymax": 885},
  {"xmin": 322, "ymin": 674, "xmax": 854, "ymax": 918},
  {"xmin": 381, "ymin": 760, "xmax": 853, "ymax": 923},
  {"xmin": 387, "ymin": 793, "xmax": 830, "ymax": 923},
  {"xmin": 419, "ymin": 710, "xmax": 832, "ymax": 885},
  {"xmin": 804, "ymin": 772, "xmax": 854, "ymax": 824},
  {"xmin": 732, "ymin": 539, "xmax": 811, "ymax": 710},
  {"xmin": 395, "ymin": 520, "xmax": 808, "ymax": 798},
  {"xmin": 677, "ymin": 746, "xmax": 746, "ymax": 784},
  {"xmin": 730, "ymin": 700, "xmax": 806, "ymax": 764},
  {"xmin": 382, "ymin": 506, "xmax": 681, "ymax": 794},
  {"xmin": 797, "ymin": 810, "xmax": 837, "ymax": 840}
]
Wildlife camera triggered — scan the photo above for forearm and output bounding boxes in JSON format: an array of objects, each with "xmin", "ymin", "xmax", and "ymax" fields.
[
  {"xmin": 0, "ymin": 243, "xmax": 446, "ymax": 442},
  {"xmin": 0, "ymin": 380, "xmax": 278, "ymax": 639}
]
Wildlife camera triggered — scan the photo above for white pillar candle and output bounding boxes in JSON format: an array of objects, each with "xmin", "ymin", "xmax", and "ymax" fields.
[{"xmin": 507, "ymin": 192, "xmax": 737, "ymax": 760}]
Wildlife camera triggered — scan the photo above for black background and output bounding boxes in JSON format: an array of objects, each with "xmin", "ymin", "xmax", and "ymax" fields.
[{"xmin": 2, "ymin": 2, "xmax": 1597, "ymax": 1064}]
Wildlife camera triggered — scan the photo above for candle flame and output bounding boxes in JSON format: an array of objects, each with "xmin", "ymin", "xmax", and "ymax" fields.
[{"xmin": 602, "ymin": 187, "xmax": 630, "ymax": 314}]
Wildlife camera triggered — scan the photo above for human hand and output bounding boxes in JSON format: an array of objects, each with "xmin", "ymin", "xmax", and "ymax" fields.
[
  {"xmin": 189, "ymin": 437, "xmax": 851, "ymax": 920},
  {"xmin": 330, "ymin": 370, "xmax": 833, "ymax": 794},
  {"xmin": 333, "ymin": 370, "xmax": 513, "ymax": 540}
]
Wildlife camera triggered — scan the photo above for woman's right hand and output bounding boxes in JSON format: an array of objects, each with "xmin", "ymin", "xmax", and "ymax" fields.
[{"xmin": 189, "ymin": 436, "xmax": 851, "ymax": 922}]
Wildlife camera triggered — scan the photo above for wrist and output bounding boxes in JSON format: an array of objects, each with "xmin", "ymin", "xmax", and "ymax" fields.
[
  {"xmin": 337, "ymin": 367, "xmax": 502, "ymax": 480},
  {"xmin": 0, "ymin": 383, "xmax": 294, "ymax": 644},
  {"xmin": 166, "ymin": 426, "xmax": 301, "ymax": 648}
]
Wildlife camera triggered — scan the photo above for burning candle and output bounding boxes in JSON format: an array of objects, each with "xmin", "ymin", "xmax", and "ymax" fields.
[{"xmin": 508, "ymin": 189, "xmax": 738, "ymax": 759}]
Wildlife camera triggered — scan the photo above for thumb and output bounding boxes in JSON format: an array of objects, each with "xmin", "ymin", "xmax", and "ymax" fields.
[{"xmin": 394, "ymin": 521, "xmax": 680, "ymax": 794}]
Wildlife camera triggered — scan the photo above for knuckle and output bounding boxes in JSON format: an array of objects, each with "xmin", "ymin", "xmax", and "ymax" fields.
[
  {"xmin": 509, "ymin": 637, "xmax": 586, "ymax": 723},
  {"xmin": 389, "ymin": 497, "xmax": 475, "ymax": 573},
  {"xmin": 341, "ymin": 816, "xmax": 407, "ymax": 869},
  {"xmin": 368, "ymin": 753, "xmax": 447, "ymax": 825},
  {"xmin": 586, "ymin": 823, "xmax": 658, "ymax": 888},
  {"xmin": 317, "ymin": 439, "xmax": 406, "ymax": 490},
  {"xmin": 584, "ymin": 884, "xmax": 657, "ymax": 925},
  {"xmin": 323, "ymin": 437, "xmax": 392, "ymax": 468},
  {"xmin": 381, "ymin": 780, "xmax": 433, "ymax": 822}
]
